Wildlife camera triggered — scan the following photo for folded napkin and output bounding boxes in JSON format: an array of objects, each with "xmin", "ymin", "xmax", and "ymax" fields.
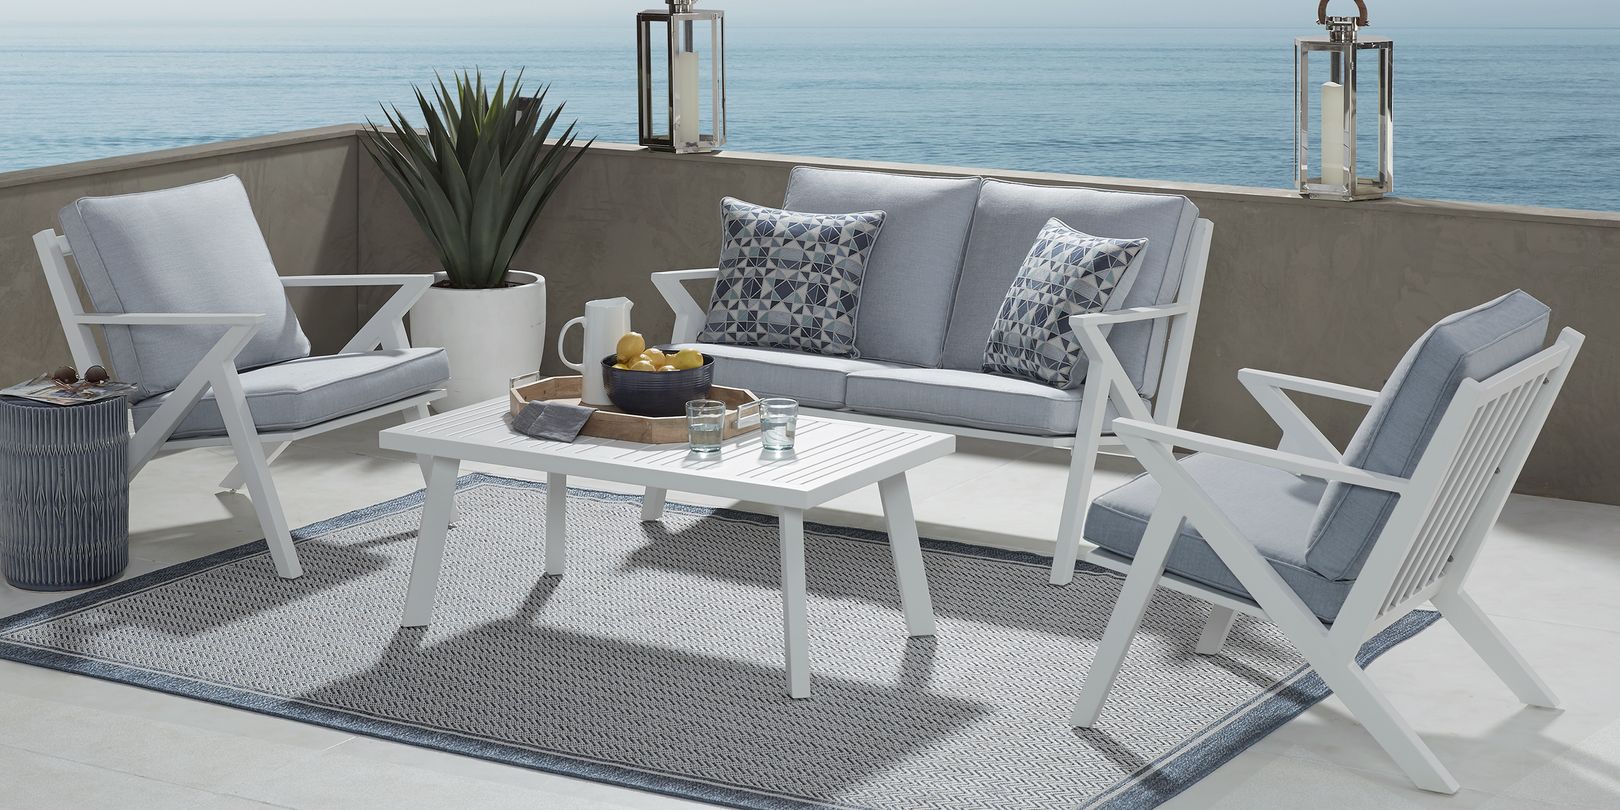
[{"xmin": 511, "ymin": 401, "xmax": 597, "ymax": 442}]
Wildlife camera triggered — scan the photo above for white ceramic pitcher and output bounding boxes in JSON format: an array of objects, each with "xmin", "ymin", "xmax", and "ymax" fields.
[{"xmin": 558, "ymin": 297, "xmax": 634, "ymax": 406}]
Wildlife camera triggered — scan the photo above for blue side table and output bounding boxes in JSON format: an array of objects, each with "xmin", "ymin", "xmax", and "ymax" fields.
[{"xmin": 0, "ymin": 396, "xmax": 130, "ymax": 591}]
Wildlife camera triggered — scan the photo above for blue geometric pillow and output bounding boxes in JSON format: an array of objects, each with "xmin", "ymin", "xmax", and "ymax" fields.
[
  {"xmin": 983, "ymin": 218, "xmax": 1148, "ymax": 389},
  {"xmin": 698, "ymin": 197, "xmax": 885, "ymax": 357}
]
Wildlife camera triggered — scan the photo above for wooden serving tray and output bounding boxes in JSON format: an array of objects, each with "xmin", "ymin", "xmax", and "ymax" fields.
[{"xmin": 508, "ymin": 374, "xmax": 761, "ymax": 445}]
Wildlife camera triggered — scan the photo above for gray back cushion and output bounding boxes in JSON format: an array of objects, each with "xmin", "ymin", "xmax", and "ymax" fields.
[
  {"xmin": 59, "ymin": 175, "xmax": 310, "ymax": 399},
  {"xmin": 782, "ymin": 167, "xmax": 981, "ymax": 367},
  {"xmin": 1306, "ymin": 290, "xmax": 1551, "ymax": 581},
  {"xmin": 942, "ymin": 180, "xmax": 1199, "ymax": 397}
]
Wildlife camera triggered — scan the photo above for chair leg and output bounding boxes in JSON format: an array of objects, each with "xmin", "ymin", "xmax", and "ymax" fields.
[
  {"xmin": 1433, "ymin": 589, "xmax": 1560, "ymax": 708},
  {"xmin": 218, "ymin": 442, "xmax": 290, "ymax": 491},
  {"xmin": 211, "ymin": 364, "xmax": 301, "ymax": 579},
  {"xmin": 1311, "ymin": 655, "xmax": 1460, "ymax": 794},
  {"xmin": 1195, "ymin": 605, "xmax": 1238, "ymax": 655},
  {"xmin": 1052, "ymin": 386, "xmax": 1111, "ymax": 586},
  {"xmin": 1071, "ymin": 507, "xmax": 1180, "ymax": 727}
]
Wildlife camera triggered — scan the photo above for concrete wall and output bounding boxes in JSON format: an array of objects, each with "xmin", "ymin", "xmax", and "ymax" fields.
[
  {"xmin": 0, "ymin": 126, "xmax": 363, "ymax": 383},
  {"xmin": 4, "ymin": 126, "xmax": 1616, "ymax": 504}
]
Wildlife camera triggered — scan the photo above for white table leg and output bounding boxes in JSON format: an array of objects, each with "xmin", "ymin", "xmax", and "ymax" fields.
[
  {"xmin": 545, "ymin": 473, "xmax": 568, "ymax": 576},
  {"xmin": 878, "ymin": 473, "xmax": 936, "ymax": 637},
  {"xmin": 779, "ymin": 507, "xmax": 811, "ymax": 699},
  {"xmin": 641, "ymin": 487, "xmax": 667, "ymax": 521},
  {"xmin": 402, "ymin": 456, "xmax": 460, "ymax": 627}
]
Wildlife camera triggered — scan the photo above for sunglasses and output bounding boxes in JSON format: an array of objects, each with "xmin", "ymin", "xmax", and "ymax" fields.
[{"xmin": 49, "ymin": 365, "xmax": 112, "ymax": 388}]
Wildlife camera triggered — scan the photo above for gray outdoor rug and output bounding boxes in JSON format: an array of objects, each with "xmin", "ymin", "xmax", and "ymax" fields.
[{"xmin": 0, "ymin": 474, "xmax": 1437, "ymax": 809}]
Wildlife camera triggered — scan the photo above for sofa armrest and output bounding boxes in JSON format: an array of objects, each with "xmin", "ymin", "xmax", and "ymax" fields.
[
  {"xmin": 1066, "ymin": 306, "xmax": 1193, "ymax": 427},
  {"xmin": 1238, "ymin": 368, "xmax": 1378, "ymax": 461},
  {"xmin": 651, "ymin": 268, "xmax": 719, "ymax": 343}
]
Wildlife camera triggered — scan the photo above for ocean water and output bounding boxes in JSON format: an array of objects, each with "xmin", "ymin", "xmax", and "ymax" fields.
[{"xmin": 1, "ymin": 24, "xmax": 1616, "ymax": 212}]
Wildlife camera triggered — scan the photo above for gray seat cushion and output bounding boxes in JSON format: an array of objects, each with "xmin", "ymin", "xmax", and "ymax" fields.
[
  {"xmin": 132, "ymin": 348, "xmax": 449, "ymax": 439},
  {"xmin": 59, "ymin": 175, "xmax": 311, "ymax": 399},
  {"xmin": 673, "ymin": 343, "xmax": 895, "ymax": 408},
  {"xmin": 942, "ymin": 180, "xmax": 1199, "ymax": 397},
  {"xmin": 782, "ymin": 167, "xmax": 982, "ymax": 367},
  {"xmin": 1087, "ymin": 454, "xmax": 1354, "ymax": 622},
  {"xmin": 843, "ymin": 367, "xmax": 1137, "ymax": 436},
  {"xmin": 1306, "ymin": 290, "xmax": 1551, "ymax": 582}
]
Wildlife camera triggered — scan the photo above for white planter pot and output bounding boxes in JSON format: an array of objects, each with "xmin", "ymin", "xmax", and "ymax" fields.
[{"xmin": 410, "ymin": 270, "xmax": 546, "ymax": 412}]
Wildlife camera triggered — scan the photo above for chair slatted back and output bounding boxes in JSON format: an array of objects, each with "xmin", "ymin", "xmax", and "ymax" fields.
[{"xmin": 1336, "ymin": 329, "xmax": 1581, "ymax": 632}]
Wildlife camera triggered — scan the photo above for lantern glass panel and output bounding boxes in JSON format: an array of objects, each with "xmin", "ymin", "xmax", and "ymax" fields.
[
  {"xmin": 638, "ymin": 8, "xmax": 725, "ymax": 153},
  {"xmin": 1296, "ymin": 35, "xmax": 1393, "ymax": 200}
]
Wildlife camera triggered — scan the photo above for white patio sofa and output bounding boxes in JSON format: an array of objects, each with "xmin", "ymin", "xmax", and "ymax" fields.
[{"xmin": 652, "ymin": 167, "xmax": 1214, "ymax": 583}]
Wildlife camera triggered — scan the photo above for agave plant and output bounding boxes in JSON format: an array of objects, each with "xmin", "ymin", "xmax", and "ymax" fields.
[{"xmin": 363, "ymin": 70, "xmax": 591, "ymax": 289}]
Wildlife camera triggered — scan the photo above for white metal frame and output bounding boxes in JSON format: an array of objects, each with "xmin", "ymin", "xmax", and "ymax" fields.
[
  {"xmin": 34, "ymin": 229, "xmax": 448, "ymax": 580},
  {"xmin": 649, "ymin": 217, "xmax": 1215, "ymax": 585},
  {"xmin": 380, "ymin": 405, "xmax": 952, "ymax": 698},
  {"xmin": 1069, "ymin": 326, "xmax": 1585, "ymax": 794}
]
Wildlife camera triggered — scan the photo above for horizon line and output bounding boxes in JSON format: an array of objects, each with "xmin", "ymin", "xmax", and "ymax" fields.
[{"xmin": 3, "ymin": 20, "xmax": 1620, "ymax": 30}]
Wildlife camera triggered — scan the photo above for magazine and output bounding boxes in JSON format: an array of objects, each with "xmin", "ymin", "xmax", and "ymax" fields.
[{"xmin": 0, "ymin": 376, "xmax": 139, "ymax": 407}]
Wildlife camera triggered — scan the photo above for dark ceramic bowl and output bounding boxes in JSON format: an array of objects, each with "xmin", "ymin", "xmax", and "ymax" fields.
[{"xmin": 600, "ymin": 351, "xmax": 715, "ymax": 417}]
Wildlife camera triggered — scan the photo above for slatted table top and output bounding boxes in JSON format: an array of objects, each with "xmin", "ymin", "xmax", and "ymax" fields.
[{"xmin": 380, "ymin": 399, "xmax": 955, "ymax": 510}]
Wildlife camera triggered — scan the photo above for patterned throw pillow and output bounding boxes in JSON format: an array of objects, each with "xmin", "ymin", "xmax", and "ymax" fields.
[
  {"xmin": 698, "ymin": 197, "xmax": 885, "ymax": 357},
  {"xmin": 983, "ymin": 218, "xmax": 1148, "ymax": 389}
]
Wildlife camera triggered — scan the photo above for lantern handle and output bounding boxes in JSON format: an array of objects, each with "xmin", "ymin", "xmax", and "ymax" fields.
[{"xmin": 1317, "ymin": 0, "xmax": 1369, "ymax": 26}]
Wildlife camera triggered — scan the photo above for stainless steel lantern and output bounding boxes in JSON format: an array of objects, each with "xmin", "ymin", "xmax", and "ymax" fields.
[
  {"xmin": 1296, "ymin": 0, "xmax": 1393, "ymax": 200},
  {"xmin": 637, "ymin": 1, "xmax": 726, "ymax": 153}
]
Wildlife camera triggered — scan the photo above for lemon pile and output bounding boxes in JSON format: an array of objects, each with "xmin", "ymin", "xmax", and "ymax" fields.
[{"xmin": 614, "ymin": 332, "xmax": 704, "ymax": 372}]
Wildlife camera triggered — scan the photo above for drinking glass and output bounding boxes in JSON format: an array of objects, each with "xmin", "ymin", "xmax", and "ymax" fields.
[
  {"xmin": 759, "ymin": 398, "xmax": 799, "ymax": 454},
  {"xmin": 686, "ymin": 399, "xmax": 726, "ymax": 455}
]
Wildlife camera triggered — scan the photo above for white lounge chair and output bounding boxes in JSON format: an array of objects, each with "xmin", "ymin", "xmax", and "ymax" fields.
[
  {"xmin": 1068, "ymin": 290, "xmax": 1581, "ymax": 793},
  {"xmin": 35, "ymin": 175, "xmax": 450, "ymax": 580}
]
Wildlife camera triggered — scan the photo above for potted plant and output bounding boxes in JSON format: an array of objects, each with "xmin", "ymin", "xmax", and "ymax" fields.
[{"xmin": 364, "ymin": 70, "xmax": 590, "ymax": 410}]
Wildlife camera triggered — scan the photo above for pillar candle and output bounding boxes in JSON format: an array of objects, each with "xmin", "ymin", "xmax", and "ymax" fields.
[
  {"xmin": 672, "ymin": 50, "xmax": 701, "ymax": 147},
  {"xmin": 1321, "ymin": 81, "xmax": 1347, "ymax": 187}
]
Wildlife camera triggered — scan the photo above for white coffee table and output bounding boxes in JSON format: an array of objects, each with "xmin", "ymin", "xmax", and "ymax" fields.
[{"xmin": 378, "ymin": 399, "xmax": 955, "ymax": 698}]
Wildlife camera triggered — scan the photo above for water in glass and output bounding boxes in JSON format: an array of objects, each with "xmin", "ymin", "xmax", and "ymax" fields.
[
  {"xmin": 686, "ymin": 399, "xmax": 726, "ymax": 455},
  {"xmin": 759, "ymin": 398, "xmax": 798, "ymax": 453}
]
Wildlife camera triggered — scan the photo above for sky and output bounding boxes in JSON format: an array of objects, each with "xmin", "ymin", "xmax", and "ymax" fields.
[{"xmin": 5, "ymin": 0, "xmax": 1619, "ymax": 27}]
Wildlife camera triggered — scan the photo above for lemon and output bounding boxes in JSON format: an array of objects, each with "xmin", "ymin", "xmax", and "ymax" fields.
[
  {"xmin": 629, "ymin": 359, "xmax": 657, "ymax": 372},
  {"xmin": 613, "ymin": 363, "xmax": 630, "ymax": 370},
  {"xmin": 671, "ymin": 348, "xmax": 704, "ymax": 370},
  {"xmin": 615, "ymin": 332, "xmax": 646, "ymax": 364},
  {"xmin": 657, "ymin": 364, "xmax": 677, "ymax": 372},
  {"xmin": 642, "ymin": 347, "xmax": 667, "ymax": 366}
]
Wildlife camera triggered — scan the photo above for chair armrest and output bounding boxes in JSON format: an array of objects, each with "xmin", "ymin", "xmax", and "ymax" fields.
[
  {"xmin": 74, "ymin": 312, "xmax": 266, "ymax": 327},
  {"xmin": 279, "ymin": 275, "xmax": 434, "ymax": 353},
  {"xmin": 1238, "ymin": 368, "xmax": 1378, "ymax": 461},
  {"xmin": 1112, "ymin": 418, "xmax": 1409, "ymax": 493},
  {"xmin": 1238, "ymin": 368, "xmax": 1378, "ymax": 406},
  {"xmin": 279, "ymin": 274, "xmax": 433, "ymax": 290},
  {"xmin": 651, "ymin": 268, "xmax": 719, "ymax": 344}
]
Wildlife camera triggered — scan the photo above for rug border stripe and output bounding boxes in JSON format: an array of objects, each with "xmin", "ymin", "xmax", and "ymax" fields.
[{"xmin": 0, "ymin": 473, "xmax": 1439, "ymax": 810}]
